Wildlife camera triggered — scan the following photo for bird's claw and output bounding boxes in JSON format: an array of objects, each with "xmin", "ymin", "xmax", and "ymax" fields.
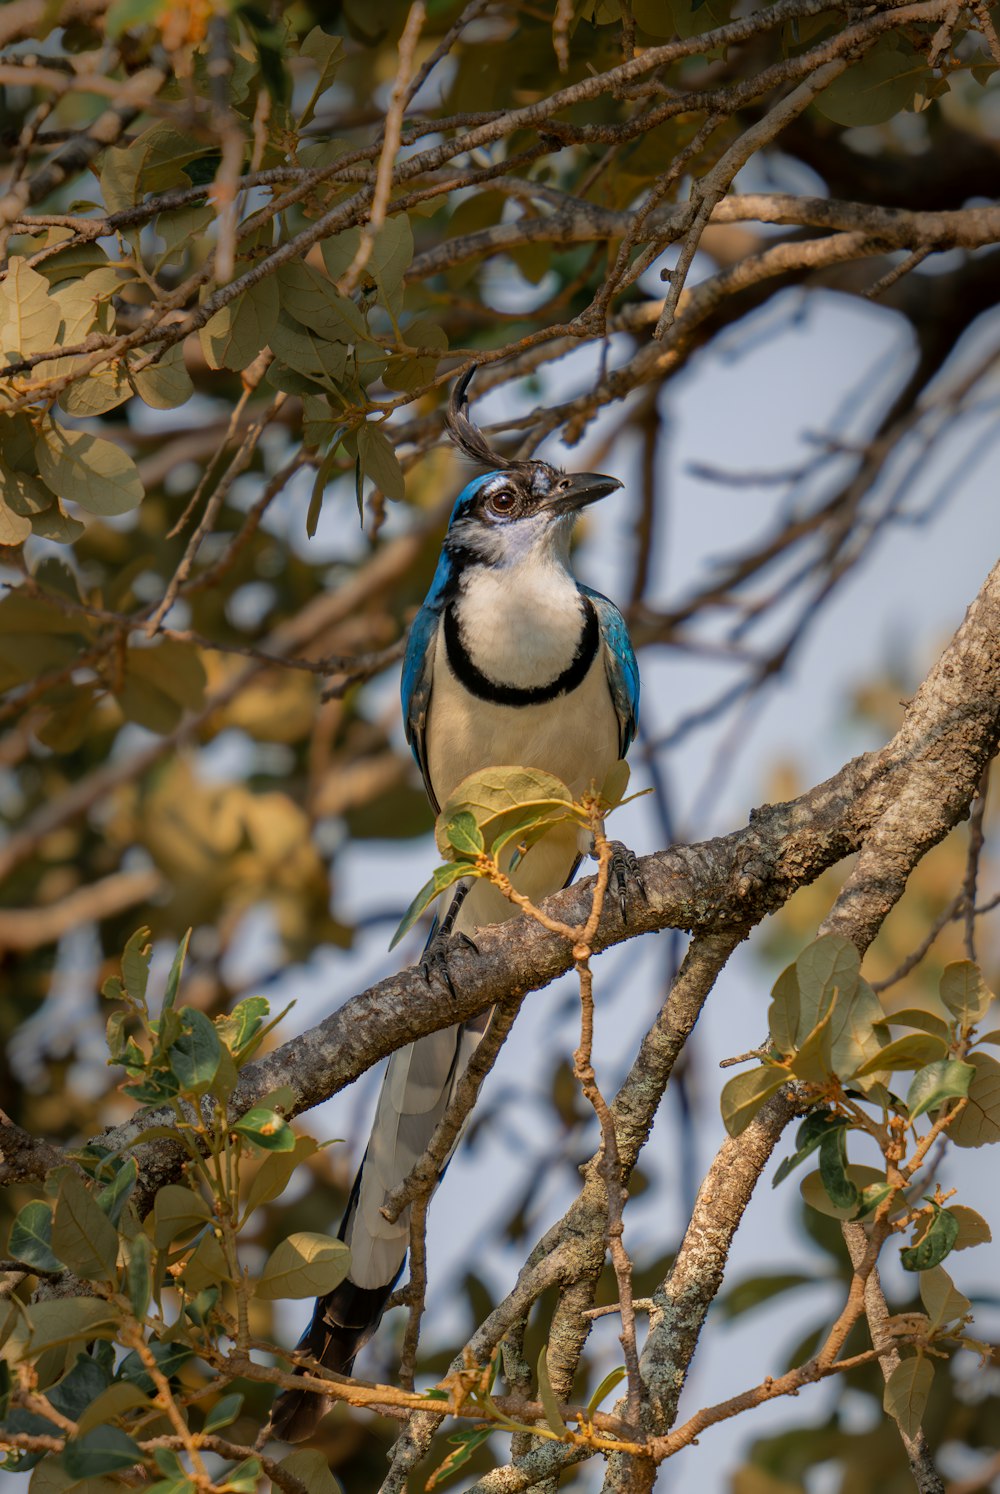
[
  {"xmin": 419, "ymin": 930, "xmax": 479, "ymax": 998},
  {"xmin": 609, "ymin": 840, "xmax": 647, "ymax": 923}
]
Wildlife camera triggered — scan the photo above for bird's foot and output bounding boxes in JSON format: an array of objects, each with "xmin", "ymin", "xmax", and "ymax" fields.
[
  {"xmin": 419, "ymin": 928, "xmax": 479, "ymax": 999},
  {"xmin": 608, "ymin": 840, "xmax": 647, "ymax": 922}
]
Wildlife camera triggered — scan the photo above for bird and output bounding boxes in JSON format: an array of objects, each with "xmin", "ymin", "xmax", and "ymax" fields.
[{"xmin": 270, "ymin": 368, "xmax": 640, "ymax": 1441}]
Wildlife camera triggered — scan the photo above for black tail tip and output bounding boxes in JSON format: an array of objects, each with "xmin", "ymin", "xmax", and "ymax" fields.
[{"xmin": 269, "ymin": 1385, "xmax": 330, "ymax": 1444}]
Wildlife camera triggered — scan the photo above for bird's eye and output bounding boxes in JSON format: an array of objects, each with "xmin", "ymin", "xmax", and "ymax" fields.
[{"xmin": 489, "ymin": 489, "xmax": 516, "ymax": 513}]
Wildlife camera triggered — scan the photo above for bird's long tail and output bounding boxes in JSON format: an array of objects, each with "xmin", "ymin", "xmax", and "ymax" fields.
[
  {"xmin": 269, "ymin": 894, "xmax": 488, "ymax": 1442},
  {"xmin": 270, "ymin": 828, "xmax": 583, "ymax": 1442}
]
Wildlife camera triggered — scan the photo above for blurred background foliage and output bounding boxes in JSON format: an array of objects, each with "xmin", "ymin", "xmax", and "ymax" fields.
[{"xmin": 1, "ymin": 0, "xmax": 999, "ymax": 1486}]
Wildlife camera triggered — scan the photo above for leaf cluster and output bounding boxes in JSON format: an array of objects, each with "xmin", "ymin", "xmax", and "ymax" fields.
[{"xmin": 0, "ymin": 928, "xmax": 348, "ymax": 1491}]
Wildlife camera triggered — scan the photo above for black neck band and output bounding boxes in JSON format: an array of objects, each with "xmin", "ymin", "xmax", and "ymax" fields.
[{"xmin": 443, "ymin": 598, "xmax": 599, "ymax": 706}]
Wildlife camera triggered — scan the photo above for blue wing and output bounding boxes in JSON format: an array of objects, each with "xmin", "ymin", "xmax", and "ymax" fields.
[
  {"xmin": 401, "ymin": 598, "xmax": 443, "ymax": 813},
  {"xmin": 403, "ymin": 546, "xmax": 459, "ymax": 813},
  {"xmin": 579, "ymin": 584, "xmax": 639, "ymax": 758}
]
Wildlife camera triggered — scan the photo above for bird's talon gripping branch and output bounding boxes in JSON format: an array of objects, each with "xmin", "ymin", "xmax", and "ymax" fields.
[
  {"xmin": 609, "ymin": 840, "xmax": 647, "ymax": 922},
  {"xmin": 419, "ymin": 929, "xmax": 479, "ymax": 999}
]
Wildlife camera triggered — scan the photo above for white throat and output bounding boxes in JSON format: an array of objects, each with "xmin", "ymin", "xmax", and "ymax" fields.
[{"xmin": 453, "ymin": 556, "xmax": 586, "ymax": 689}]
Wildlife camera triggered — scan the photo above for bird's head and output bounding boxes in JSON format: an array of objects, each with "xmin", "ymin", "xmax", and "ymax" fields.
[{"xmin": 441, "ymin": 368, "xmax": 622, "ymax": 570}]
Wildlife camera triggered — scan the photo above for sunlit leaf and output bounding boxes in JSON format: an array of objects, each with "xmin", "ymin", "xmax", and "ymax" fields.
[
  {"xmin": 720, "ymin": 1065, "xmax": 788, "ymax": 1137},
  {"xmin": 36, "ymin": 422, "xmax": 144, "ymax": 516},
  {"xmin": 254, "ymin": 1232, "xmax": 351, "ymax": 1300},
  {"xmin": 905, "ymin": 1058, "xmax": 974, "ymax": 1121},
  {"xmin": 883, "ymin": 1355, "xmax": 933, "ymax": 1439}
]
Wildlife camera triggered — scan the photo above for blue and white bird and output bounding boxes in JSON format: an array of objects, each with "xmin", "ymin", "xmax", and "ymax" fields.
[{"xmin": 271, "ymin": 369, "xmax": 640, "ymax": 1441}]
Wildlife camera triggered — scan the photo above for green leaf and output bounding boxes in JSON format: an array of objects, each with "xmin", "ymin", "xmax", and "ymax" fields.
[
  {"xmin": 487, "ymin": 807, "xmax": 576, "ymax": 860},
  {"xmin": 585, "ymin": 1365, "xmax": 626, "ymax": 1417},
  {"xmin": 51, "ymin": 1173, "xmax": 120, "ymax": 1282},
  {"xmin": 169, "ymin": 1007, "xmax": 222, "ymax": 1095},
  {"xmin": 181, "ymin": 1230, "xmax": 231, "ymax": 1294},
  {"xmin": 885, "ymin": 1005, "xmax": 952, "ymax": 1042},
  {"xmin": 124, "ymin": 1230, "xmax": 152, "ymax": 1320},
  {"xmin": 824, "ymin": 975, "xmax": 888, "ymax": 1086},
  {"xmin": 116, "ymin": 1337, "xmax": 193, "ymax": 1393},
  {"xmin": 151, "ymin": 1185, "xmax": 212, "ymax": 1249},
  {"xmin": 222, "ymin": 1458, "xmax": 262, "ymax": 1492},
  {"xmin": 242, "ymin": 1135, "xmax": 318, "ymax": 1216},
  {"xmin": 154, "ymin": 1450, "xmax": 187, "ymax": 1479},
  {"xmin": 58, "ymin": 363, "xmax": 130, "ymax": 419},
  {"xmin": 536, "ymin": 1346, "xmax": 567, "ymax": 1436},
  {"xmin": 439, "ymin": 765, "xmax": 573, "ymax": 828},
  {"xmin": 535, "ymin": 1350, "xmax": 565, "ymax": 1440},
  {"xmin": 199, "ymin": 277, "xmax": 279, "ymax": 371},
  {"xmin": 786, "ymin": 994, "xmax": 838, "ymax": 1084},
  {"xmin": 390, "ymin": 861, "xmax": 470, "ymax": 949},
  {"xmin": 96, "ymin": 1156, "xmax": 138, "ymax": 1226},
  {"xmin": 445, "ymin": 811, "xmax": 485, "ymax": 857},
  {"xmin": 939, "ymin": 960, "xmax": 994, "ymax": 1028},
  {"xmin": 800, "ymin": 1164, "xmax": 886, "ymax": 1220},
  {"xmin": 144, "ymin": 1477, "xmax": 197, "ymax": 1494},
  {"xmin": 901, "ymin": 1205, "xmax": 959, "ymax": 1271},
  {"xmin": 773, "ymin": 1112, "xmax": 847, "ymax": 1186},
  {"xmin": 130, "ymin": 340, "xmax": 194, "ymax": 410},
  {"xmin": 204, "ymin": 1392, "xmax": 244, "ymax": 1435},
  {"xmin": 357, "ymin": 421, "xmax": 405, "ymax": 500},
  {"xmin": 0, "ymin": 453, "xmax": 50, "ymax": 517},
  {"xmin": 278, "ymin": 1451, "xmax": 340, "ymax": 1492},
  {"xmin": 855, "ymin": 1181, "xmax": 893, "ymax": 1218},
  {"xmin": 299, "ymin": 27, "xmax": 345, "ymax": 124},
  {"xmin": 794, "ymin": 934, "xmax": 859, "ymax": 1044},
  {"xmin": 767, "ymin": 961, "xmax": 800, "ymax": 1055},
  {"xmin": 0, "ymin": 258, "xmax": 62, "ymax": 354},
  {"xmin": 368, "ymin": 215, "xmax": 414, "ymax": 312},
  {"xmin": 8, "ymin": 1201, "xmax": 63, "ymax": 1274},
  {"xmin": 816, "ymin": 39, "xmax": 927, "ymax": 127},
  {"xmin": 63, "ymin": 1427, "xmax": 143, "ymax": 1478},
  {"xmin": 163, "ymin": 929, "xmax": 191, "ymax": 1011},
  {"xmin": 720, "ymin": 1065, "xmax": 788, "ymax": 1137},
  {"xmin": 946, "ymin": 1052, "xmax": 1000, "ymax": 1147},
  {"xmin": 35, "ymin": 422, "xmax": 144, "ymax": 516},
  {"xmin": 948, "ymin": 1204, "xmax": 993, "ymax": 1251},
  {"xmin": 906, "ymin": 1058, "xmax": 974, "ymax": 1121},
  {"xmin": 883, "ymin": 1355, "xmax": 933, "ymax": 1439},
  {"xmin": 426, "ymin": 1427, "xmax": 493, "ymax": 1490},
  {"xmin": 0, "ymin": 494, "xmax": 32, "ymax": 545},
  {"xmin": 855, "ymin": 1032, "xmax": 948, "ymax": 1076},
  {"xmin": 276, "ymin": 262, "xmax": 370, "ymax": 343},
  {"xmin": 122, "ymin": 927, "xmax": 153, "ymax": 1005},
  {"xmin": 383, "ymin": 318, "xmax": 448, "ymax": 393},
  {"xmin": 306, "ymin": 436, "xmax": 345, "ymax": 539},
  {"xmin": 231, "ymin": 1107, "xmax": 296, "ymax": 1152},
  {"xmin": 255, "ymin": 1232, "xmax": 351, "ymax": 1300},
  {"xmin": 76, "ymin": 1381, "xmax": 150, "ymax": 1435},
  {"xmin": 818, "ymin": 1125, "xmax": 859, "ymax": 1211},
  {"xmin": 919, "ymin": 1265, "xmax": 970, "ymax": 1330},
  {"xmin": 12, "ymin": 1298, "xmax": 119, "ymax": 1358}
]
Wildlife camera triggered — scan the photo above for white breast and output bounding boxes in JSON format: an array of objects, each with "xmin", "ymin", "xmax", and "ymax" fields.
[{"xmin": 453, "ymin": 556, "xmax": 589, "ymax": 689}]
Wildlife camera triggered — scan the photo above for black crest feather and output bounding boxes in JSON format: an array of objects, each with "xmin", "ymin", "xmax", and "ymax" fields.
[{"xmin": 446, "ymin": 365, "xmax": 511, "ymax": 470}]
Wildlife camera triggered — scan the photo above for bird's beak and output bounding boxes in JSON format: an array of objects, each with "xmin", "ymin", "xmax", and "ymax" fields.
[{"xmin": 543, "ymin": 472, "xmax": 623, "ymax": 515}]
